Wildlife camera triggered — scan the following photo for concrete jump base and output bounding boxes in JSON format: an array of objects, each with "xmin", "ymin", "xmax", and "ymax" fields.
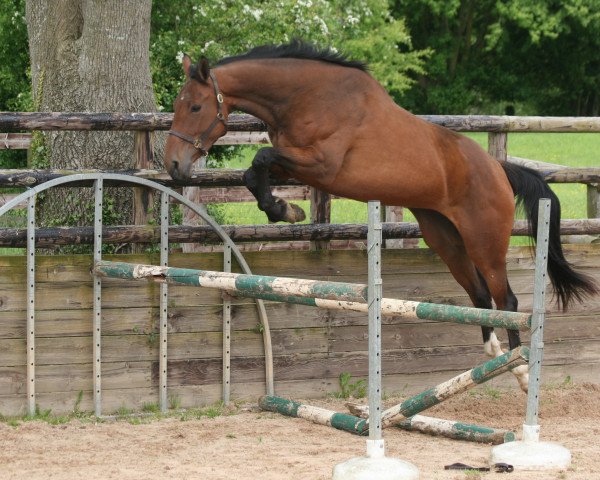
[
  {"xmin": 490, "ymin": 440, "xmax": 571, "ymax": 471},
  {"xmin": 332, "ymin": 456, "xmax": 420, "ymax": 480}
]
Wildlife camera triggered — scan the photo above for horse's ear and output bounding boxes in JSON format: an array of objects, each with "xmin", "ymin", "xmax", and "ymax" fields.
[
  {"xmin": 189, "ymin": 57, "xmax": 210, "ymax": 83},
  {"xmin": 182, "ymin": 54, "xmax": 192, "ymax": 79},
  {"xmin": 198, "ymin": 57, "xmax": 210, "ymax": 82}
]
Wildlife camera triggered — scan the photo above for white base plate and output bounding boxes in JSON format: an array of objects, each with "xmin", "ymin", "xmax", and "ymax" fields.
[
  {"xmin": 490, "ymin": 441, "xmax": 571, "ymax": 471},
  {"xmin": 332, "ymin": 456, "xmax": 419, "ymax": 480}
]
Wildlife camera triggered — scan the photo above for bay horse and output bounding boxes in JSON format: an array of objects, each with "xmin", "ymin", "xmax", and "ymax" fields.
[{"xmin": 165, "ymin": 40, "xmax": 597, "ymax": 391}]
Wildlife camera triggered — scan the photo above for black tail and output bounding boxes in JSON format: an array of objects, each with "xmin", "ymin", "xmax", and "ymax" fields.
[{"xmin": 501, "ymin": 162, "xmax": 598, "ymax": 310}]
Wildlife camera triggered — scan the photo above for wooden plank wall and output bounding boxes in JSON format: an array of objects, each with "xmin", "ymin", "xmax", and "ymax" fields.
[{"xmin": 1, "ymin": 245, "xmax": 599, "ymax": 416}]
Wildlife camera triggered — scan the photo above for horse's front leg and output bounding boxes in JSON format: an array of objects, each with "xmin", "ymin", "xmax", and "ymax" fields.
[{"xmin": 243, "ymin": 147, "xmax": 306, "ymax": 223}]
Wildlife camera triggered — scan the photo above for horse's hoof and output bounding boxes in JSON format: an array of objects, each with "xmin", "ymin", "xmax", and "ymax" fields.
[
  {"xmin": 269, "ymin": 198, "xmax": 306, "ymax": 223},
  {"xmin": 512, "ymin": 365, "xmax": 529, "ymax": 393},
  {"xmin": 286, "ymin": 203, "xmax": 306, "ymax": 223}
]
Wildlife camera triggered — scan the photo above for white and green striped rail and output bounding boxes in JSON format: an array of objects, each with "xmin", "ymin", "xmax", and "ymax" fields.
[
  {"xmin": 259, "ymin": 396, "xmax": 515, "ymax": 444},
  {"xmin": 256, "ymin": 346, "xmax": 527, "ymax": 440},
  {"xmin": 93, "ymin": 261, "xmax": 531, "ymax": 331},
  {"xmin": 380, "ymin": 346, "xmax": 528, "ymax": 428},
  {"xmin": 94, "ymin": 257, "xmax": 530, "ymax": 445}
]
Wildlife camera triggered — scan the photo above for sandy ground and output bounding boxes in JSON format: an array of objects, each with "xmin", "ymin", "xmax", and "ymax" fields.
[{"xmin": 1, "ymin": 383, "xmax": 599, "ymax": 480}]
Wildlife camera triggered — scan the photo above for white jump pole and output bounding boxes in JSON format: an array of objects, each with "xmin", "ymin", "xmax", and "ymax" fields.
[
  {"xmin": 332, "ymin": 201, "xmax": 419, "ymax": 480},
  {"xmin": 490, "ymin": 199, "xmax": 571, "ymax": 470}
]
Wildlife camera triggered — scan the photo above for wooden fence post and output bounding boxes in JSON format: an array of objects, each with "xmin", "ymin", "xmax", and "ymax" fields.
[
  {"xmin": 488, "ymin": 132, "xmax": 508, "ymax": 161},
  {"xmin": 587, "ymin": 184, "xmax": 600, "ymax": 219},
  {"xmin": 587, "ymin": 184, "xmax": 600, "ymax": 242},
  {"xmin": 310, "ymin": 187, "xmax": 331, "ymax": 250},
  {"xmin": 384, "ymin": 206, "xmax": 419, "ymax": 249},
  {"xmin": 182, "ymin": 157, "xmax": 209, "ymax": 253},
  {"xmin": 133, "ymin": 131, "xmax": 154, "ymax": 227}
]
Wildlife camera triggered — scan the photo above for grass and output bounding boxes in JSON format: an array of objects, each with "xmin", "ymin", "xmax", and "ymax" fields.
[
  {"xmin": 468, "ymin": 132, "xmax": 598, "ymax": 220},
  {"xmin": 332, "ymin": 372, "xmax": 368, "ymax": 400},
  {"xmin": 0, "ymin": 399, "xmax": 239, "ymax": 427},
  {"xmin": 0, "ymin": 207, "xmax": 26, "ymax": 255}
]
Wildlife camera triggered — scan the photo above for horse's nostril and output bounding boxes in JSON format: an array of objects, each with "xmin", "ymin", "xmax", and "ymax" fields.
[{"xmin": 172, "ymin": 160, "xmax": 179, "ymax": 170}]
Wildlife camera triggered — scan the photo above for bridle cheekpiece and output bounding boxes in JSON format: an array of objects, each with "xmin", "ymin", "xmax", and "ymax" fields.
[{"xmin": 168, "ymin": 71, "xmax": 227, "ymax": 156}]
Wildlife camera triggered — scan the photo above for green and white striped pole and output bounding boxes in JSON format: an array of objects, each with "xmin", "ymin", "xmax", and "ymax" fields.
[
  {"xmin": 93, "ymin": 260, "xmax": 368, "ymax": 303},
  {"xmin": 94, "ymin": 264, "xmax": 531, "ymax": 331},
  {"xmin": 396, "ymin": 414, "xmax": 515, "ymax": 445},
  {"xmin": 380, "ymin": 346, "xmax": 529, "ymax": 428},
  {"xmin": 258, "ymin": 395, "xmax": 368, "ymax": 435},
  {"xmin": 258, "ymin": 396, "xmax": 514, "ymax": 444}
]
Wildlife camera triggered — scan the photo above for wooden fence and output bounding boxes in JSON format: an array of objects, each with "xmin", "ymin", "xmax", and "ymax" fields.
[
  {"xmin": 1, "ymin": 245, "xmax": 599, "ymax": 415},
  {"xmin": 1, "ymin": 112, "xmax": 600, "ymax": 250},
  {"xmin": 0, "ymin": 113, "xmax": 599, "ymax": 415}
]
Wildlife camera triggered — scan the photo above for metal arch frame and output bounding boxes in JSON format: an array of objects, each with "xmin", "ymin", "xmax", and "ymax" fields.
[{"xmin": 0, "ymin": 172, "xmax": 274, "ymax": 415}]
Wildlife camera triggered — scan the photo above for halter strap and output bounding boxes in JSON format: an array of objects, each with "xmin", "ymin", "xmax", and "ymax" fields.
[{"xmin": 167, "ymin": 71, "xmax": 227, "ymax": 156}]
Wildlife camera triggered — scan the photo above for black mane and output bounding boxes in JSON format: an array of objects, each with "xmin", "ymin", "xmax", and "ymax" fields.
[{"xmin": 215, "ymin": 40, "xmax": 368, "ymax": 71}]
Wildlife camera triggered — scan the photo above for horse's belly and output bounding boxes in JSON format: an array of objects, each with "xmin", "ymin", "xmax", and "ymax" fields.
[{"xmin": 321, "ymin": 162, "xmax": 448, "ymax": 209}]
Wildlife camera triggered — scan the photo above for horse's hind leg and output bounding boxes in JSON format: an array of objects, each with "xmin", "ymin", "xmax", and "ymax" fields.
[
  {"xmin": 450, "ymin": 209, "xmax": 529, "ymax": 391},
  {"xmin": 243, "ymin": 147, "xmax": 306, "ymax": 223},
  {"xmin": 412, "ymin": 208, "xmax": 528, "ymax": 391},
  {"xmin": 412, "ymin": 209, "xmax": 496, "ymax": 345},
  {"xmin": 412, "ymin": 209, "xmax": 492, "ymax": 308}
]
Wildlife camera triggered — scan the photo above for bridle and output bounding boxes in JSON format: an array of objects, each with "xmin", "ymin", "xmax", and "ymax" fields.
[{"xmin": 167, "ymin": 71, "xmax": 227, "ymax": 156}]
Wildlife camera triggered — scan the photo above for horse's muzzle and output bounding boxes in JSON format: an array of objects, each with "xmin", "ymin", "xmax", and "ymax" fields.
[{"xmin": 168, "ymin": 160, "xmax": 192, "ymax": 182}]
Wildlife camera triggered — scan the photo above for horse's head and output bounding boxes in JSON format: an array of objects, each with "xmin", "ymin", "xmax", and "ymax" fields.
[{"xmin": 165, "ymin": 55, "xmax": 227, "ymax": 181}]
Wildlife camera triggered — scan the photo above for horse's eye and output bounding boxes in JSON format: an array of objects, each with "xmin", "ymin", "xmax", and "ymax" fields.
[{"xmin": 191, "ymin": 105, "xmax": 201, "ymax": 113}]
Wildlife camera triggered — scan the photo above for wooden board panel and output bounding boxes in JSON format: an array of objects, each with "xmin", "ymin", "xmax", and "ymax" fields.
[
  {"xmin": 2, "ymin": 360, "xmax": 599, "ymax": 417},
  {"xmin": 1, "ymin": 244, "xmax": 598, "ymax": 283},
  {"xmin": 0, "ymin": 329, "xmax": 328, "ymax": 367},
  {"xmin": 0, "ymin": 245, "xmax": 599, "ymax": 415},
  {"xmin": 2, "ymin": 337, "xmax": 598, "ymax": 398}
]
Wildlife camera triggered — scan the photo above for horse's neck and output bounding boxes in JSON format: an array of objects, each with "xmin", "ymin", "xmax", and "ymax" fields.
[{"xmin": 217, "ymin": 61, "xmax": 307, "ymax": 127}]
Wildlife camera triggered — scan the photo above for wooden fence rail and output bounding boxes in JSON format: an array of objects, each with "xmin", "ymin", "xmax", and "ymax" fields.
[
  {"xmin": 1, "ymin": 165, "xmax": 599, "ymax": 189},
  {"xmin": 1, "ymin": 112, "xmax": 599, "ymax": 250},
  {"xmin": 1, "ymin": 112, "xmax": 600, "ymax": 133},
  {"xmin": 0, "ymin": 219, "xmax": 598, "ymax": 248}
]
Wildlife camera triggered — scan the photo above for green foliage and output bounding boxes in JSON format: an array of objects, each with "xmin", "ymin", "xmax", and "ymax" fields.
[
  {"xmin": 169, "ymin": 394, "xmax": 182, "ymax": 410},
  {"xmin": 115, "ymin": 405, "xmax": 134, "ymax": 417},
  {"xmin": 0, "ymin": 398, "xmax": 243, "ymax": 425},
  {"xmin": 142, "ymin": 402, "xmax": 161, "ymax": 413},
  {"xmin": 252, "ymin": 322, "xmax": 265, "ymax": 334},
  {"xmin": 29, "ymin": 132, "xmax": 50, "ymax": 169},
  {"xmin": 150, "ymin": 0, "xmax": 428, "ymax": 111},
  {"xmin": 335, "ymin": 372, "xmax": 367, "ymax": 399},
  {"xmin": 146, "ymin": 330, "xmax": 158, "ymax": 347},
  {"xmin": 0, "ymin": 0, "xmax": 30, "ymax": 112},
  {"xmin": 393, "ymin": 0, "xmax": 600, "ymax": 115},
  {"xmin": 178, "ymin": 401, "xmax": 230, "ymax": 421},
  {"xmin": 206, "ymin": 203, "xmax": 227, "ymax": 225},
  {"xmin": 0, "ymin": 0, "xmax": 30, "ymax": 169},
  {"xmin": 73, "ymin": 390, "xmax": 84, "ymax": 416}
]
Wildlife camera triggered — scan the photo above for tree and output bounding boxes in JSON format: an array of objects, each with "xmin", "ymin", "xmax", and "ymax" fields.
[
  {"xmin": 150, "ymin": 0, "xmax": 428, "ymax": 113},
  {"xmin": 487, "ymin": 0, "xmax": 600, "ymax": 115},
  {"xmin": 25, "ymin": 0, "xmax": 160, "ymax": 232},
  {"xmin": 0, "ymin": 0, "xmax": 30, "ymax": 168},
  {"xmin": 392, "ymin": 0, "xmax": 600, "ymax": 115}
]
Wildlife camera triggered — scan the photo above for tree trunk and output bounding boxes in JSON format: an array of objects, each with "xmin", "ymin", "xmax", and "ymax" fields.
[
  {"xmin": 182, "ymin": 158, "xmax": 209, "ymax": 254},
  {"xmin": 25, "ymin": 0, "xmax": 161, "ymax": 240}
]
